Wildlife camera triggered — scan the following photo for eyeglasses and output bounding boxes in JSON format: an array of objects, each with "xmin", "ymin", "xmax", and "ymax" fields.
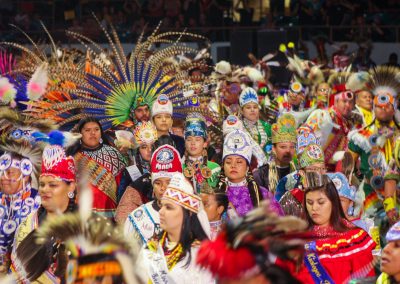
[{"xmin": 318, "ymin": 88, "xmax": 330, "ymax": 92}]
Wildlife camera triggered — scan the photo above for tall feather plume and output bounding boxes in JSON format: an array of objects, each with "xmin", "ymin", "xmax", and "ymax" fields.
[
  {"xmin": 369, "ymin": 65, "xmax": 400, "ymax": 97},
  {"xmin": 346, "ymin": 71, "xmax": 370, "ymax": 92},
  {"xmin": 34, "ymin": 213, "xmax": 140, "ymax": 283},
  {"xmin": 27, "ymin": 62, "xmax": 48, "ymax": 101},
  {"xmin": 9, "ymin": 24, "xmax": 46, "ymax": 60}
]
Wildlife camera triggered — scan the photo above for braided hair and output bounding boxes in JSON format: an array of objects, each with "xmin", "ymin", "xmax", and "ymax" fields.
[{"xmin": 218, "ymin": 165, "xmax": 264, "ymax": 208}]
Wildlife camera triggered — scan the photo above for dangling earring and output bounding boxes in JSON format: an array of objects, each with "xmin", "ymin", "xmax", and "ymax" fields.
[
  {"xmin": 99, "ymin": 138, "xmax": 103, "ymax": 144},
  {"xmin": 347, "ymin": 206, "xmax": 354, "ymax": 216},
  {"xmin": 68, "ymin": 191, "xmax": 75, "ymax": 199},
  {"xmin": 79, "ymin": 139, "xmax": 82, "ymax": 144},
  {"xmin": 202, "ymin": 148, "xmax": 207, "ymax": 157}
]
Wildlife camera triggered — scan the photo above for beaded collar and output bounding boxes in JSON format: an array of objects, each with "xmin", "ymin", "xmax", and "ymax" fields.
[{"xmin": 227, "ymin": 179, "xmax": 247, "ymax": 187}]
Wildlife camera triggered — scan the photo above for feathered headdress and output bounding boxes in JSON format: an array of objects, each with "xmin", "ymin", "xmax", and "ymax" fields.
[
  {"xmin": 0, "ymin": 137, "xmax": 43, "ymax": 188},
  {"xmin": 23, "ymin": 18, "xmax": 209, "ymax": 131},
  {"xmin": 197, "ymin": 200, "xmax": 308, "ymax": 280},
  {"xmin": 286, "ymin": 54, "xmax": 324, "ymax": 88},
  {"xmin": 33, "ymin": 213, "xmax": 139, "ymax": 284},
  {"xmin": 16, "ymin": 187, "xmax": 139, "ymax": 284},
  {"xmin": 369, "ymin": 66, "xmax": 400, "ymax": 109},
  {"xmin": 327, "ymin": 69, "xmax": 354, "ymax": 107}
]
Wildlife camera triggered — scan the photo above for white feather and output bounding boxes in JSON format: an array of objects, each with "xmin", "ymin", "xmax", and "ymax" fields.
[
  {"xmin": 61, "ymin": 132, "xmax": 82, "ymax": 148},
  {"xmin": 353, "ymin": 184, "xmax": 365, "ymax": 217},
  {"xmin": 194, "ymin": 48, "xmax": 208, "ymax": 61},
  {"xmin": 373, "ymin": 86, "xmax": 397, "ymax": 98},
  {"xmin": 346, "ymin": 71, "xmax": 370, "ymax": 92},
  {"xmin": 244, "ymin": 67, "xmax": 264, "ymax": 82},
  {"xmin": 376, "ymin": 136, "xmax": 387, "ymax": 148},
  {"xmin": 266, "ymin": 61, "xmax": 280, "ymax": 67},
  {"xmin": 332, "ymin": 151, "xmax": 345, "ymax": 162},
  {"xmin": 116, "ymin": 253, "xmax": 139, "ymax": 284},
  {"xmin": 27, "ymin": 63, "xmax": 48, "ymax": 101},
  {"xmin": 215, "ymin": 60, "xmax": 231, "ymax": 75},
  {"xmin": 0, "ymin": 76, "xmax": 17, "ymax": 104},
  {"xmin": 349, "ymin": 132, "xmax": 371, "ymax": 153},
  {"xmin": 78, "ymin": 184, "xmax": 93, "ymax": 224},
  {"xmin": 262, "ymin": 52, "xmax": 276, "ymax": 62}
]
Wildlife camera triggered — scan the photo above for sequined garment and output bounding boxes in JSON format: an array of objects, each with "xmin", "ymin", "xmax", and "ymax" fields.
[
  {"xmin": 279, "ymin": 188, "xmax": 305, "ymax": 218},
  {"xmin": 226, "ymin": 183, "xmax": 283, "ymax": 217}
]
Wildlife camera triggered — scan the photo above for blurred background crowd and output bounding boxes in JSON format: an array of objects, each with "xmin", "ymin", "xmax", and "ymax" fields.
[{"xmin": 1, "ymin": 0, "xmax": 400, "ymax": 43}]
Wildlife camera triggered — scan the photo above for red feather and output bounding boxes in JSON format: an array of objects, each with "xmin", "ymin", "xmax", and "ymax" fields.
[{"xmin": 197, "ymin": 232, "xmax": 256, "ymax": 279}]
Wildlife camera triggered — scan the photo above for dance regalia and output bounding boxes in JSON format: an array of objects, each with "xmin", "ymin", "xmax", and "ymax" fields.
[
  {"xmin": 383, "ymin": 137, "xmax": 400, "ymax": 223},
  {"xmin": 277, "ymin": 221, "xmax": 376, "ymax": 284},
  {"xmin": 183, "ymin": 157, "xmax": 221, "ymax": 194},
  {"xmin": 136, "ymin": 233, "xmax": 214, "ymax": 284},
  {"xmin": 0, "ymin": 186, "xmax": 40, "ymax": 273},
  {"xmin": 354, "ymin": 105, "xmax": 374, "ymax": 127},
  {"xmin": 74, "ymin": 144, "xmax": 126, "ymax": 218},
  {"xmin": 242, "ymin": 118, "xmax": 272, "ymax": 155},
  {"xmin": 348, "ymin": 119, "xmax": 400, "ymax": 215},
  {"xmin": 253, "ymin": 160, "xmax": 297, "ymax": 195},
  {"xmin": 124, "ymin": 201, "xmax": 161, "ymax": 246},
  {"xmin": 10, "ymin": 211, "xmax": 60, "ymax": 283},
  {"xmin": 225, "ymin": 180, "xmax": 283, "ymax": 218},
  {"xmin": 275, "ymin": 171, "xmax": 301, "ymax": 201},
  {"xmin": 302, "ymin": 107, "xmax": 353, "ymax": 171}
]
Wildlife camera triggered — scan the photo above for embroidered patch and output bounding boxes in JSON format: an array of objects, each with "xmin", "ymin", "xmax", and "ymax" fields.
[
  {"xmin": 226, "ymin": 115, "xmax": 238, "ymax": 125},
  {"xmin": 156, "ymin": 148, "xmax": 174, "ymax": 164},
  {"xmin": 307, "ymin": 144, "xmax": 323, "ymax": 159},
  {"xmin": 20, "ymin": 158, "xmax": 33, "ymax": 176},
  {"xmin": 157, "ymin": 94, "xmax": 169, "ymax": 105},
  {"xmin": 0, "ymin": 154, "xmax": 12, "ymax": 171},
  {"xmin": 331, "ymin": 177, "xmax": 343, "ymax": 191}
]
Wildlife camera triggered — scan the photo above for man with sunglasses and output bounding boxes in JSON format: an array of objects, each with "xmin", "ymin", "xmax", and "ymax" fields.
[{"xmin": 348, "ymin": 66, "xmax": 400, "ymax": 222}]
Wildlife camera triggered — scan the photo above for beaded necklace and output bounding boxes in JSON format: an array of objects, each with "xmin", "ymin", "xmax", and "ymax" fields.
[
  {"xmin": 160, "ymin": 232, "xmax": 184, "ymax": 270},
  {"xmin": 243, "ymin": 118, "xmax": 268, "ymax": 148}
]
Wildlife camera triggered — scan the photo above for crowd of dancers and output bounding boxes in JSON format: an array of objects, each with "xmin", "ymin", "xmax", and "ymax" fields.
[{"xmin": 0, "ymin": 19, "xmax": 400, "ymax": 283}]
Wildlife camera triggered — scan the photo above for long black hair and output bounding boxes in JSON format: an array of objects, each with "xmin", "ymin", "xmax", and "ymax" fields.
[
  {"xmin": 304, "ymin": 174, "xmax": 351, "ymax": 232},
  {"xmin": 67, "ymin": 117, "xmax": 109, "ymax": 155},
  {"xmin": 159, "ymin": 207, "xmax": 208, "ymax": 267},
  {"xmin": 179, "ymin": 208, "xmax": 209, "ymax": 267}
]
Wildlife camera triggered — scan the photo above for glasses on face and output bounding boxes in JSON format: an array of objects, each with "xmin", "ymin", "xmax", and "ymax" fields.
[{"xmin": 318, "ymin": 88, "xmax": 329, "ymax": 92}]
